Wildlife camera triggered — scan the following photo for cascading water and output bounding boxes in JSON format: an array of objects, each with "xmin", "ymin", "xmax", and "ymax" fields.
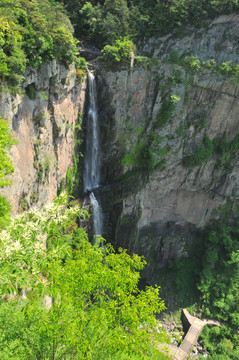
[
  {"xmin": 90, "ymin": 192, "xmax": 103, "ymax": 237},
  {"xmin": 84, "ymin": 71, "xmax": 101, "ymax": 192},
  {"xmin": 84, "ymin": 71, "xmax": 103, "ymax": 240}
]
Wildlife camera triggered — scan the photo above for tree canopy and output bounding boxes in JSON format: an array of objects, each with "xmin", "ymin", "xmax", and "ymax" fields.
[
  {"xmin": 55, "ymin": 0, "xmax": 239, "ymax": 47},
  {"xmin": 0, "ymin": 0, "xmax": 78, "ymax": 86},
  {"xmin": 0, "ymin": 194, "xmax": 170, "ymax": 359}
]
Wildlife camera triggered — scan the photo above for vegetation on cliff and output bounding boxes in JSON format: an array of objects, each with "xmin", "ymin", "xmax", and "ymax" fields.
[
  {"xmin": 0, "ymin": 116, "xmax": 15, "ymax": 187},
  {"xmin": 0, "ymin": 116, "xmax": 16, "ymax": 228},
  {"xmin": 55, "ymin": 0, "xmax": 239, "ymax": 46},
  {"xmin": 2, "ymin": 0, "xmax": 239, "ymax": 81},
  {"xmin": 0, "ymin": 0, "xmax": 78, "ymax": 86}
]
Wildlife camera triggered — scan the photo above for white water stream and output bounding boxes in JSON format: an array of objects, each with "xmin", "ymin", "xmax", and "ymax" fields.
[{"xmin": 84, "ymin": 71, "xmax": 103, "ymax": 239}]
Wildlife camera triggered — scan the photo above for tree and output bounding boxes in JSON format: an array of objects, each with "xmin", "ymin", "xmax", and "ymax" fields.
[
  {"xmin": 0, "ymin": 194, "xmax": 170, "ymax": 359},
  {"xmin": 101, "ymin": 37, "xmax": 135, "ymax": 66},
  {"xmin": 0, "ymin": 0, "xmax": 79, "ymax": 86},
  {"xmin": 196, "ymin": 214, "xmax": 239, "ymax": 359}
]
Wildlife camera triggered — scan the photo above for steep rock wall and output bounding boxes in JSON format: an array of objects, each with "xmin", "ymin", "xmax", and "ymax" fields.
[
  {"xmin": 0, "ymin": 60, "xmax": 86, "ymax": 213},
  {"xmin": 98, "ymin": 15, "xmax": 239, "ymax": 274}
]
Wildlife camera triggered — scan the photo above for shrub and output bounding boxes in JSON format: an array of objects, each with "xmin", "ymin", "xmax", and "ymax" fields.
[
  {"xmin": 184, "ymin": 134, "xmax": 214, "ymax": 167},
  {"xmin": 123, "ymin": 142, "xmax": 156, "ymax": 172},
  {"xmin": 157, "ymin": 95, "xmax": 179, "ymax": 127},
  {"xmin": 168, "ymin": 50, "xmax": 181, "ymax": 63},
  {"xmin": 101, "ymin": 38, "xmax": 135, "ymax": 66}
]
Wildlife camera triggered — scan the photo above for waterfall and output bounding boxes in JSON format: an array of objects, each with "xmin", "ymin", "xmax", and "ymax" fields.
[
  {"xmin": 84, "ymin": 71, "xmax": 101, "ymax": 192},
  {"xmin": 84, "ymin": 71, "xmax": 103, "ymax": 240},
  {"xmin": 90, "ymin": 192, "xmax": 103, "ymax": 240}
]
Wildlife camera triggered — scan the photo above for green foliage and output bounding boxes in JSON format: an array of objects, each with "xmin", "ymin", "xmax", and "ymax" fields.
[
  {"xmin": 184, "ymin": 132, "xmax": 239, "ymax": 169},
  {"xmin": 183, "ymin": 55, "xmax": 201, "ymax": 72},
  {"xmin": 213, "ymin": 132, "xmax": 239, "ymax": 167},
  {"xmin": 41, "ymin": 154, "xmax": 51, "ymax": 172},
  {"xmin": 51, "ymin": 25, "xmax": 78, "ymax": 65},
  {"xmin": 63, "ymin": 0, "xmax": 131, "ymax": 47},
  {"xmin": 75, "ymin": 56, "xmax": 87, "ymax": 81},
  {"xmin": 168, "ymin": 256, "xmax": 201, "ymax": 303},
  {"xmin": 200, "ymin": 325, "xmax": 239, "ymax": 360},
  {"xmin": 198, "ymin": 217, "xmax": 239, "ymax": 323},
  {"xmin": 64, "ymin": 153, "xmax": 80, "ymax": 195},
  {"xmin": 170, "ymin": 67, "xmax": 183, "ymax": 85},
  {"xmin": 196, "ymin": 212, "xmax": 239, "ymax": 359},
  {"xmin": 0, "ymin": 116, "xmax": 16, "ymax": 187},
  {"xmin": 123, "ymin": 141, "xmax": 156, "ymax": 172},
  {"xmin": 0, "ymin": 116, "xmax": 14, "ymax": 231},
  {"xmin": 0, "ymin": 194, "xmax": 169, "ymax": 359},
  {"xmin": 40, "ymin": 91, "xmax": 48, "ymax": 101},
  {"xmin": 75, "ymin": 56, "xmax": 87, "ymax": 71},
  {"xmin": 0, "ymin": 0, "xmax": 78, "ymax": 87},
  {"xmin": 169, "ymin": 50, "xmax": 181, "ymax": 63},
  {"xmin": 164, "ymin": 206, "xmax": 239, "ymax": 358},
  {"xmin": 184, "ymin": 134, "xmax": 214, "ymax": 167},
  {"xmin": 157, "ymin": 95, "xmax": 179, "ymax": 127},
  {"xmin": 55, "ymin": 0, "xmax": 239, "ymax": 46},
  {"xmin": 25, "ymin": 83, "xmax": 35, "ymax": 100},
  {"xmin": 101, "ymin": 38, "xmax": 135, "ymax": 67},
  {"xmin": 134, "ymin": 56, "xmax": 159, "ymax": 69},
  {"xmin": 0, "ymin": 195, "xmax": 11, "ymax": 230},
  {"xmin": 61, "ymin": 113, "xmax": 83, "ymax": 196},
  {"xmin": 166, "ymin": 52, "xmax": 239, "ymax": 81}
]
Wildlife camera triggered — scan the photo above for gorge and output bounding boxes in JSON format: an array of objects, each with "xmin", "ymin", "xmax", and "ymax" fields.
[
  {"xmin": 2, "ymin": 13, "xmax": 239, "ymax": 278},
  {"xmin": 1, "ymin": 10, "xmax": 239, "ymax": 358}
]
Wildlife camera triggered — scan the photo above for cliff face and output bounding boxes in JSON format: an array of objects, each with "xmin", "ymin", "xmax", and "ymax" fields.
[
  {"xmin": 98, "ymin": 14, "xmax": 239, "ymax": 274},
  {"xmin": 3, "ymin": 14, "xmax": 239, "ymax": 277},
  {"xmin": 0, "ymin": 60, "xmax": 86, "ymax": 213}
]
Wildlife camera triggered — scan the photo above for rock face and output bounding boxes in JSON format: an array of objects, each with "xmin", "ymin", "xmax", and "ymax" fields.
[
  {"xmin": 97, "ymin": 14, "xmax": 239, "ymax": 275},
  {"xmin": 0, "ymin": 60, "xmax": 86, "ymax": 213},
  {"xmin": 2, "ymin": 14, "xmax": 239, "ymax": 279}
]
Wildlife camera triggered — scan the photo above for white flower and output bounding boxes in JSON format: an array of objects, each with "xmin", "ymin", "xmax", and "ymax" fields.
[
  {"xmin": 5, "ymin": 245, "xmax": 13, "ymax": 257},
  {"xmin": 13, "ymin": 240, "xmax": 22, "ymax": 252},
  {"xmin": 34, "ymin": 242, "xmax": 45, "ymax": 255},
  {"xmin": 0, "ymin": 230, "xmax": 12, "ymax": 245}
]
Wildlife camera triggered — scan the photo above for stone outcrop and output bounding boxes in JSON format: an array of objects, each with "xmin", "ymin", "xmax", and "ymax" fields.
[
  {"xmin": 0, "ymin": 60, "xmax": 86, "ymax": 213},
  {"xmin": 97, "ymin": 14, "xmax": 239, "ymax": 274}
]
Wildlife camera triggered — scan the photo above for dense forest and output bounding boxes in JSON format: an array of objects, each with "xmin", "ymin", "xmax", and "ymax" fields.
[
  {"xmin": 55, "ymin": 0, "xmax": 239, "ymax": 46},
  {"xmin": 1, "ymin": 0, "xmax": 239, "ymax": 359},
  {"xmin": 0, "ymin": 0, "xmax": 78, "ymax": 86},
  {"xmin": 2, "ymin": 0, "xmax": 239, "ymax": 85}
]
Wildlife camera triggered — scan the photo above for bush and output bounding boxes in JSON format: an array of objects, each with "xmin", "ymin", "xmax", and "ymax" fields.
[
  {"xmin": 184, "ymin": 134, "xmax": 214, "ymax": 167},
  {"xmin": 101, "ymin": 38, "xmax": 135, "ymax": 66},
  {"xmin": 157, "ymin": 95, "xmax": 179, "ymax": 127},
  {"xmin": 123, "ymin": 141, "xmax": 156, "ymax": 172}
]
